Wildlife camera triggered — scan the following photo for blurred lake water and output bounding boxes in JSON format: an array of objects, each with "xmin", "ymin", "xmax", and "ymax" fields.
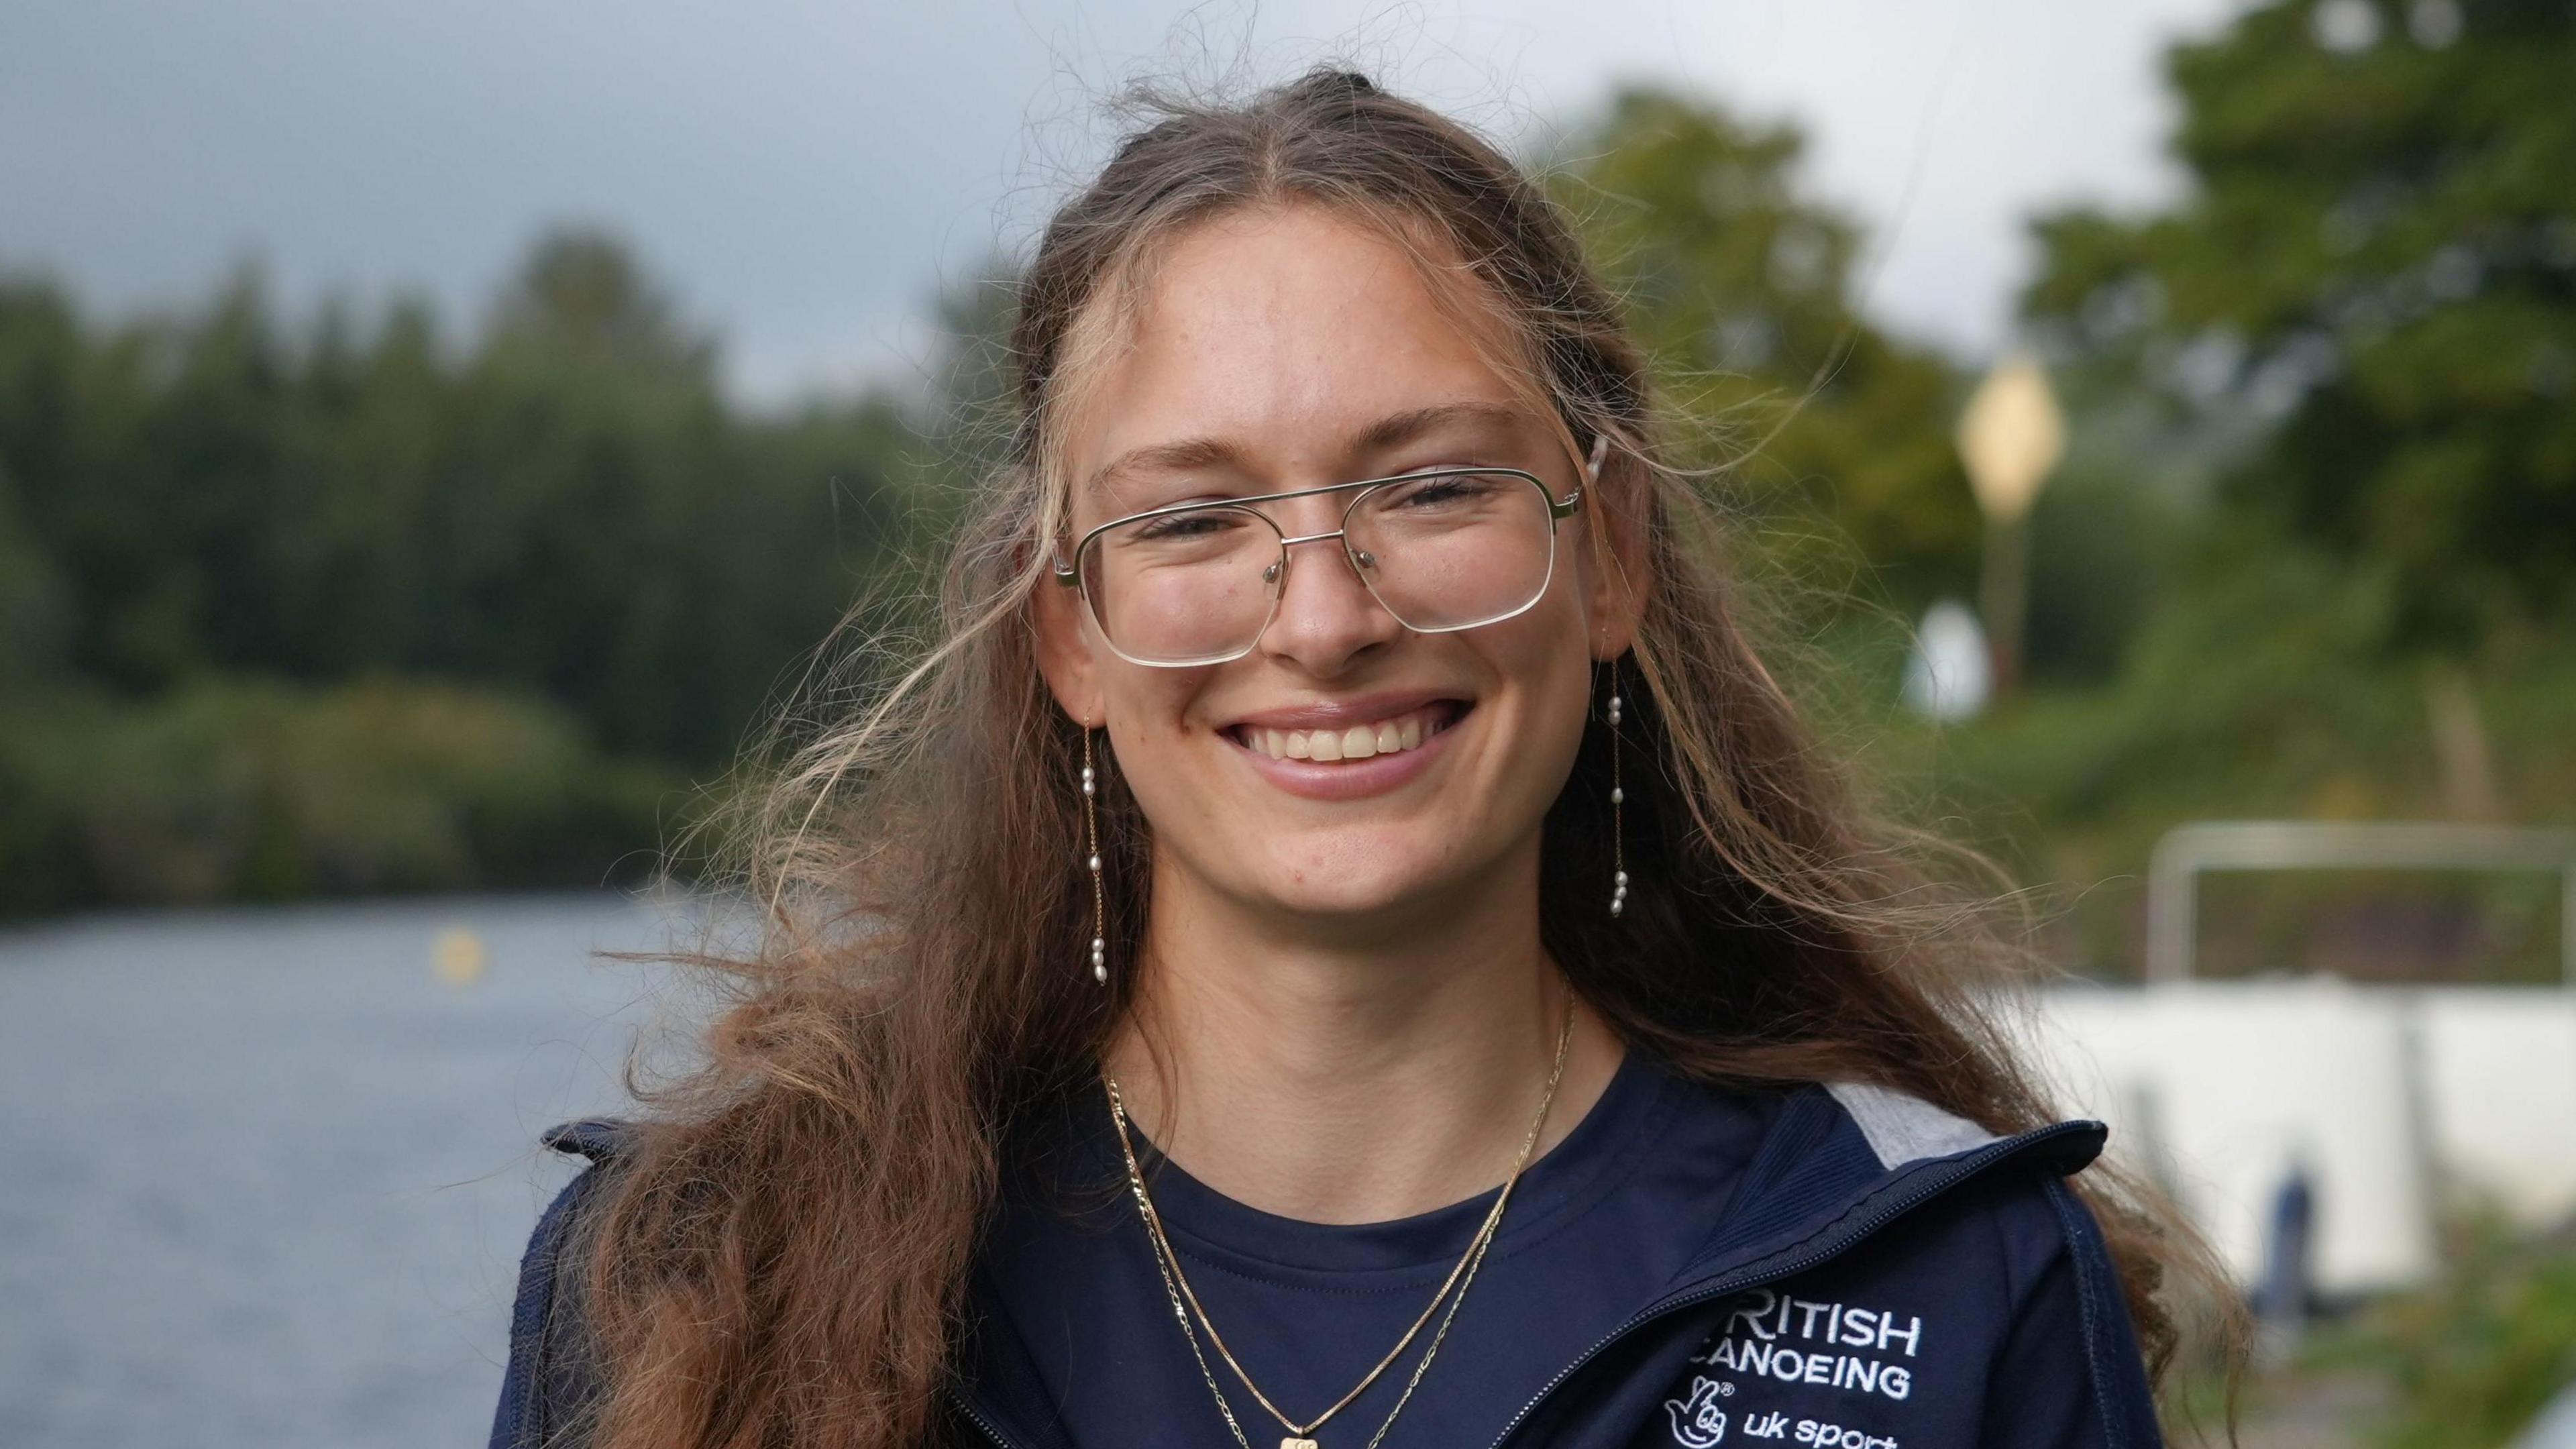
[{"xmin": 0, "ymin": 892, "xmax": 700, "ymax": 1449}]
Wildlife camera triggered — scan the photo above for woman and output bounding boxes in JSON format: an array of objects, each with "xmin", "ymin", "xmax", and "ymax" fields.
[{"xmin": 492, "ymin": 69, "xmax": 2220, "ymax": 1449}]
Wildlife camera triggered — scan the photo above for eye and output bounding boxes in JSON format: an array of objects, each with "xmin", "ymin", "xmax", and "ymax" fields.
[
  {"xmin": 1129, "ymin": 508, "xmax": 1249, "ymax": 543},
  {"xmin": 1382, "ymin": 472, "xmax": 1505, "ymax": 509}
]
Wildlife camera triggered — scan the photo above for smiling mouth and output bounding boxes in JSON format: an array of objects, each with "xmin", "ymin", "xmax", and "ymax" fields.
[{"xmin": 1223, "ymin": 700, "xmax": 1472, "ymax": 763}]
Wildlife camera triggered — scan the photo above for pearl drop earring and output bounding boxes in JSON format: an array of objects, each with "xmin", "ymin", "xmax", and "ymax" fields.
[
  {"xmin": 1606, "ymin": 666, "xmax": 1629, "ymax": 919},
  {"xmin": 1082, "ymin": 726, "xmax": 1106, "ymax": 983}
]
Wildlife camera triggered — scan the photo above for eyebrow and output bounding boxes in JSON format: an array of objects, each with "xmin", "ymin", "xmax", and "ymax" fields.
[
  {"xmin": 1352, "ymin": 400, "xmax": 1534, "ymax": 455},
  {"xmin": 1080, "ymin": 400, "xmax": 1538, "ymax": 501}
]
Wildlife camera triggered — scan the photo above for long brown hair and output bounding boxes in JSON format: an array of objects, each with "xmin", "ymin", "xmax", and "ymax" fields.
[{"xmin": 575, "ymin": 68, "xmax": 2233, "ymax": 1449}]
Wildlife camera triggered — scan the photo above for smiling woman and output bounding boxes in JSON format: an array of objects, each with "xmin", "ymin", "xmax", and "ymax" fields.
[{"xmin": 488, "ymin": 69, "xmax": 2229, "ymax": 1449}]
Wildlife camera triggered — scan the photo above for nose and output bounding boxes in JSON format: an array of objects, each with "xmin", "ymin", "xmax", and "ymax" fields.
[{"xmin": 1257, "ymin": 525, "xmax": 1403, "ymax": 675}]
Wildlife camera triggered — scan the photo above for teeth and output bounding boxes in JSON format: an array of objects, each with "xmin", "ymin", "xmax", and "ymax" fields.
[{"xmin": 1242, "ymin": 705, "xmax": 1456, "ymax": 763}]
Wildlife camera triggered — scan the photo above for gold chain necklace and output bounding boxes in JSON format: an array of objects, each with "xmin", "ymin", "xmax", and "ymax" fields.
[{"xmin": 1102, "ymin": 1008, "xmax": 1576, "ymax": 1449}]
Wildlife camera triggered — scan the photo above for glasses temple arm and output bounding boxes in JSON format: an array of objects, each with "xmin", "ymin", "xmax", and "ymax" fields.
[{"xmin": 1547, "ymin": 432, "xmax": 1607, "ymax": 517}]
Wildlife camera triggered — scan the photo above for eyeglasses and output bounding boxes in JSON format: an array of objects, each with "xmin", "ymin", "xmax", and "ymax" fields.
[{"xmin": 1053, "ymin": 466, "xmax": 1583, "ymax": 667}]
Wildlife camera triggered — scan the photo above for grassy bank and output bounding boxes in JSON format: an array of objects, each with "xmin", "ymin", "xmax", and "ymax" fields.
[{"xmin": 0, "ymin": 678, "xmax": 679, "ymax": 916}]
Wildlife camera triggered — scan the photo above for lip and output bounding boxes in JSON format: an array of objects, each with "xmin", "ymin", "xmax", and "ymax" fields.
[{"xmin": 1219, "ymin": 698, "xmax": 1472, "ymax": 802}]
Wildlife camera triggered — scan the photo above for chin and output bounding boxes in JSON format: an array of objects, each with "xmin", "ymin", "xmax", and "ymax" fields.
[
  {"xmin": 1267, "ymin": 879, "xmax": 1424, "ymax": 920},
  {"xmin": 1236, "ymin": 837, "xmax": 1470, "ymax": 921}
]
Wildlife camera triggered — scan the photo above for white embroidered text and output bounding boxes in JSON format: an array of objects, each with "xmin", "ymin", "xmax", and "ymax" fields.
[{"xmin": 1690, "ymin": 1291, "xmax": 1924, "ymax": 1403}]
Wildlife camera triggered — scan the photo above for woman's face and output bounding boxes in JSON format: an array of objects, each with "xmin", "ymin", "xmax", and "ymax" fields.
[{"xmin": 1036, "ymin": 203, "xmax": 1639, "ymax": 927}]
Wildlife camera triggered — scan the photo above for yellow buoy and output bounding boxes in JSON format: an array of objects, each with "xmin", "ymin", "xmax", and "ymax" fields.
[{"xmin": 431, "ymin": 926, "xmax": 490, "ymax": 989}]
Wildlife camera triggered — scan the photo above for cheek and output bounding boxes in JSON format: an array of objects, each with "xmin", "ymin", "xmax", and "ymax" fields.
[
  {"xmin": 1100, "ymin": 669, "xmax": 1202, "ymax": 751},
  {"xmin": 1476, "ymin": 610, "xmax": 1600, "ymax": 795},
  {"xmin": 1521, "ymin": 668, "xmax": 1597, "ymax": 795},
  {"xmin": 1491, "ymin": 585, "xmax": 1601, "ymax": 708},
  {"xmin": 1096, "ymin": 667, "xmax": 1225, "ymax": 817}
]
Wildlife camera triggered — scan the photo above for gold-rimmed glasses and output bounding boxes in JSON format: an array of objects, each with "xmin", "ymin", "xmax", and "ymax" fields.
[{"xmin": 1052, "ymin": 467, "xmax": 1583, "ymax": 667}]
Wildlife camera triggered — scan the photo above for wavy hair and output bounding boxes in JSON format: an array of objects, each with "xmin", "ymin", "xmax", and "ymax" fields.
[{"xmin": 571, "ymin": 67, "xmax": 2235, "ymax": 1449}]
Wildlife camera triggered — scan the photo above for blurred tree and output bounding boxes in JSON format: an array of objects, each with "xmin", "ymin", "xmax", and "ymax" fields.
[
  {"xmin": 428, "ymin": 229, "xmax": 745, "ymax": 759},
  {"xmin": 485, "ymin": 231, "xmax": 711, "ymax": 377},
  {"xmin": 0, "ymin": 233, "xmax": 920, "ymax": 767},
  {"xmin": 0, "ymin": 289, "xmax": 78, "ymax": 685},
  {"xmin": 2023, "ymin": 0, "xmax": 2576, "ymax": 651},
  {"xmin": 2020, "ymin": 470, "xmax": 2175, "ymax": 686},
  {"xmin": 1553, "ymin": 90, "xmax": 1980, "ymax": 608},
  {"xmin": 421, "ymin": 229, "xmax": 936, "ymax": 762},
  {"xmin": 0, "ymin": 231, "xmax": 953, "ymax": 912}
]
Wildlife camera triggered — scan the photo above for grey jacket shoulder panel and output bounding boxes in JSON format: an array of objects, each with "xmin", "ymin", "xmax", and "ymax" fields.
[{"xmin": 1824, "ymin": 1081, "xmax": 2002, "ymax": 1169}]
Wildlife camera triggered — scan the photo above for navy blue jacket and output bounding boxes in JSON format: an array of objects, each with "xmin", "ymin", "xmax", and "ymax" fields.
[{"xmin": 491, "ymin": 1082, "xmax": 2163, "ymax": 1449}]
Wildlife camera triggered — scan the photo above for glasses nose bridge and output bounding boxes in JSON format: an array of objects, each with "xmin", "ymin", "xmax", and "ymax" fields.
[
  {"xmin": 1276, "ymin": 478, "xmax": 1390, "ymax": 559},
  {"xmin": 1263, "ymin": 479, "xmax": 1370, "ymax": 549},
  {"xmin": 1260, "ymin": 484, "xmax": 1376, "ymax": 588},
  {"xmin": 1263, "ymin": 521, "xmax": 1377, "ymax": 600},
  {"xmin": 1255, "ymin": 502, "xmax": 1397, "ymax": 659}
]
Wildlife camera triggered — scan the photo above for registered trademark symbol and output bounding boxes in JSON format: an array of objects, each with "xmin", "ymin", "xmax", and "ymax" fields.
[{"xmin": 1715, "ymin": 1382, "xmax": 1735, "ymax": 1397}]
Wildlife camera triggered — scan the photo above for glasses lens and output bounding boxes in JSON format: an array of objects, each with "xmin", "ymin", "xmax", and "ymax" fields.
[
  {"xmin": 1345, "ymin": 472, "xmax": 1556, "ymax": 632},
  {"xmin": 1080, "ymin": 504, "xmax": 1280, "ymax": 665}
]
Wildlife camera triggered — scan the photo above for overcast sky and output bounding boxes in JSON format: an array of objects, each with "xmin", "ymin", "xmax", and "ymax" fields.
[{"xmin": 1, "ymin": 0, "xmax": 2243, "ymax": 406}]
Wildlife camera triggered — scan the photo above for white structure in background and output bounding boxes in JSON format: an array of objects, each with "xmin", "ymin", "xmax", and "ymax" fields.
[
  {"xmin": 2023, "ymin": 821, "xmax": 2576, "ymax": 1296},
  {"xmin": 1902, "ymin": 600, "xmax": 1992, "ymax": 721},
  {"xmin": 2028, "ymin": 981, "xmax": 2576, "ymax": 1294},
  {"xmin": 2420, "ymin": 989, "xmax": 2576, "ymax": 1226}
]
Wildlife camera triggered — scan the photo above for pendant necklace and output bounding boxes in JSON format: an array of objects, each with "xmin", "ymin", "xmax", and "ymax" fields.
[{"xmin": 1102, "ymin": 1005, "xmax": 1576, "ymax": 1449}]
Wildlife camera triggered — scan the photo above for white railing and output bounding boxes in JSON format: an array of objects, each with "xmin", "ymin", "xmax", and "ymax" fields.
[
  {"xmin": 2025, "ymin": 821, "xmax": 2576, "ymax": 1294},
  {"xmin": 2145, "ymin": 820, "xmax": 2576, "ymax": 985}
]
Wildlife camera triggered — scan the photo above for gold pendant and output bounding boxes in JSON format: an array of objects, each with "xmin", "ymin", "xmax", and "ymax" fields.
[{"xmin": 1281, "ymin": 1440, "xmax": 1320, "ymax": 1449}]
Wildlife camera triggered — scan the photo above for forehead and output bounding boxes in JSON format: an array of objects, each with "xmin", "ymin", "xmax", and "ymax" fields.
[{"xmin": 1059, "ymin": 203, "xmax": 1536, "ymax": 510}]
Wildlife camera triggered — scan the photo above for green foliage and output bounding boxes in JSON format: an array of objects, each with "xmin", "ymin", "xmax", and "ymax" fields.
[
  {"xmin": 0, "ymin": 460, "xmax": 68, "ymax": 682},
  {"xmin": 0, "ymin": 231, "xmax": 928, "ymax": 765},
  {"xmin": 1873, "ymin": 535, "xmax": 2576, "ymax": 978},
  {"xmin": 1937, "ymin": 0, "xmax": 2576, "ymax": 977},
  {"xmin": 0, "ymin": 679, "xmax": 674, "ymax": 913},
  {"xmin": 2019, "ymin": 468, "xmax": 2175, "ymax": 686},
  {"xmin": 2311, "ymin": 1219, "xmax": 2576, "ymax": 1449},
  {"xmin": 0, "ymin": 229, "xmax": 970, "ymax": 915},
  {"xmin": 1552, "ymin": 90, "xmax": 1980, "ymax": 608},
  {"xmin": 2022, "ymin": 0, "xmax": 2576, "ymax": 651}
]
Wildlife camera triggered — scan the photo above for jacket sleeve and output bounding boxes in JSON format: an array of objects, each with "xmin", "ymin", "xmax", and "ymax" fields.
[
  {"xmin": 1976, "ymin": 1179, "xmax": 2165, "ymax": 1449},
  {"xmin": 488, "ymin": 1128, "xmax": 622, "ymax": 1449}
]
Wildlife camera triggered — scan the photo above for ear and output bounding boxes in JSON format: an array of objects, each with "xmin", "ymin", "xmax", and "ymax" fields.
[
  {"xmin": 1032, "ymin": 559, "xmax": 1107, "ymax": 727},
  {"xmin": 1578, "ymin": 437, "xmax": 1650, "ymax": 661}
]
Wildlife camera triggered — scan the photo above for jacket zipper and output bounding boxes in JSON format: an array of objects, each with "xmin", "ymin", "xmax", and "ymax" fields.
[
  {"xmin": 950, "ymin": 1121, "xmax": 2098, "ymax": 1449},
  {"xmin": 950, "ymin": 1390, "xmax": 1024, "ymax": 1449}
]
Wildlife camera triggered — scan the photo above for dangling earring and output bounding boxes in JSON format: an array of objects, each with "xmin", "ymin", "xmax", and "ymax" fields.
[
  {"xmin": 1583, "ymin": 433, "xmax": 1631, "ymax": 920},
  {"xmin": 1082, "ymin": 726, "xmax": 1107, "ymax": 983},
  {"xmin": 1605, "ymin": 663, "xmax": 1629, "ymax": 919}
]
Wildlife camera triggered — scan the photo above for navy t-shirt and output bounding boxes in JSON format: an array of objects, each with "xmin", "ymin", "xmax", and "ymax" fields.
[{"xmin": 973, "ymin": 1051, "xmax": 1780, "ymax": 1448}]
